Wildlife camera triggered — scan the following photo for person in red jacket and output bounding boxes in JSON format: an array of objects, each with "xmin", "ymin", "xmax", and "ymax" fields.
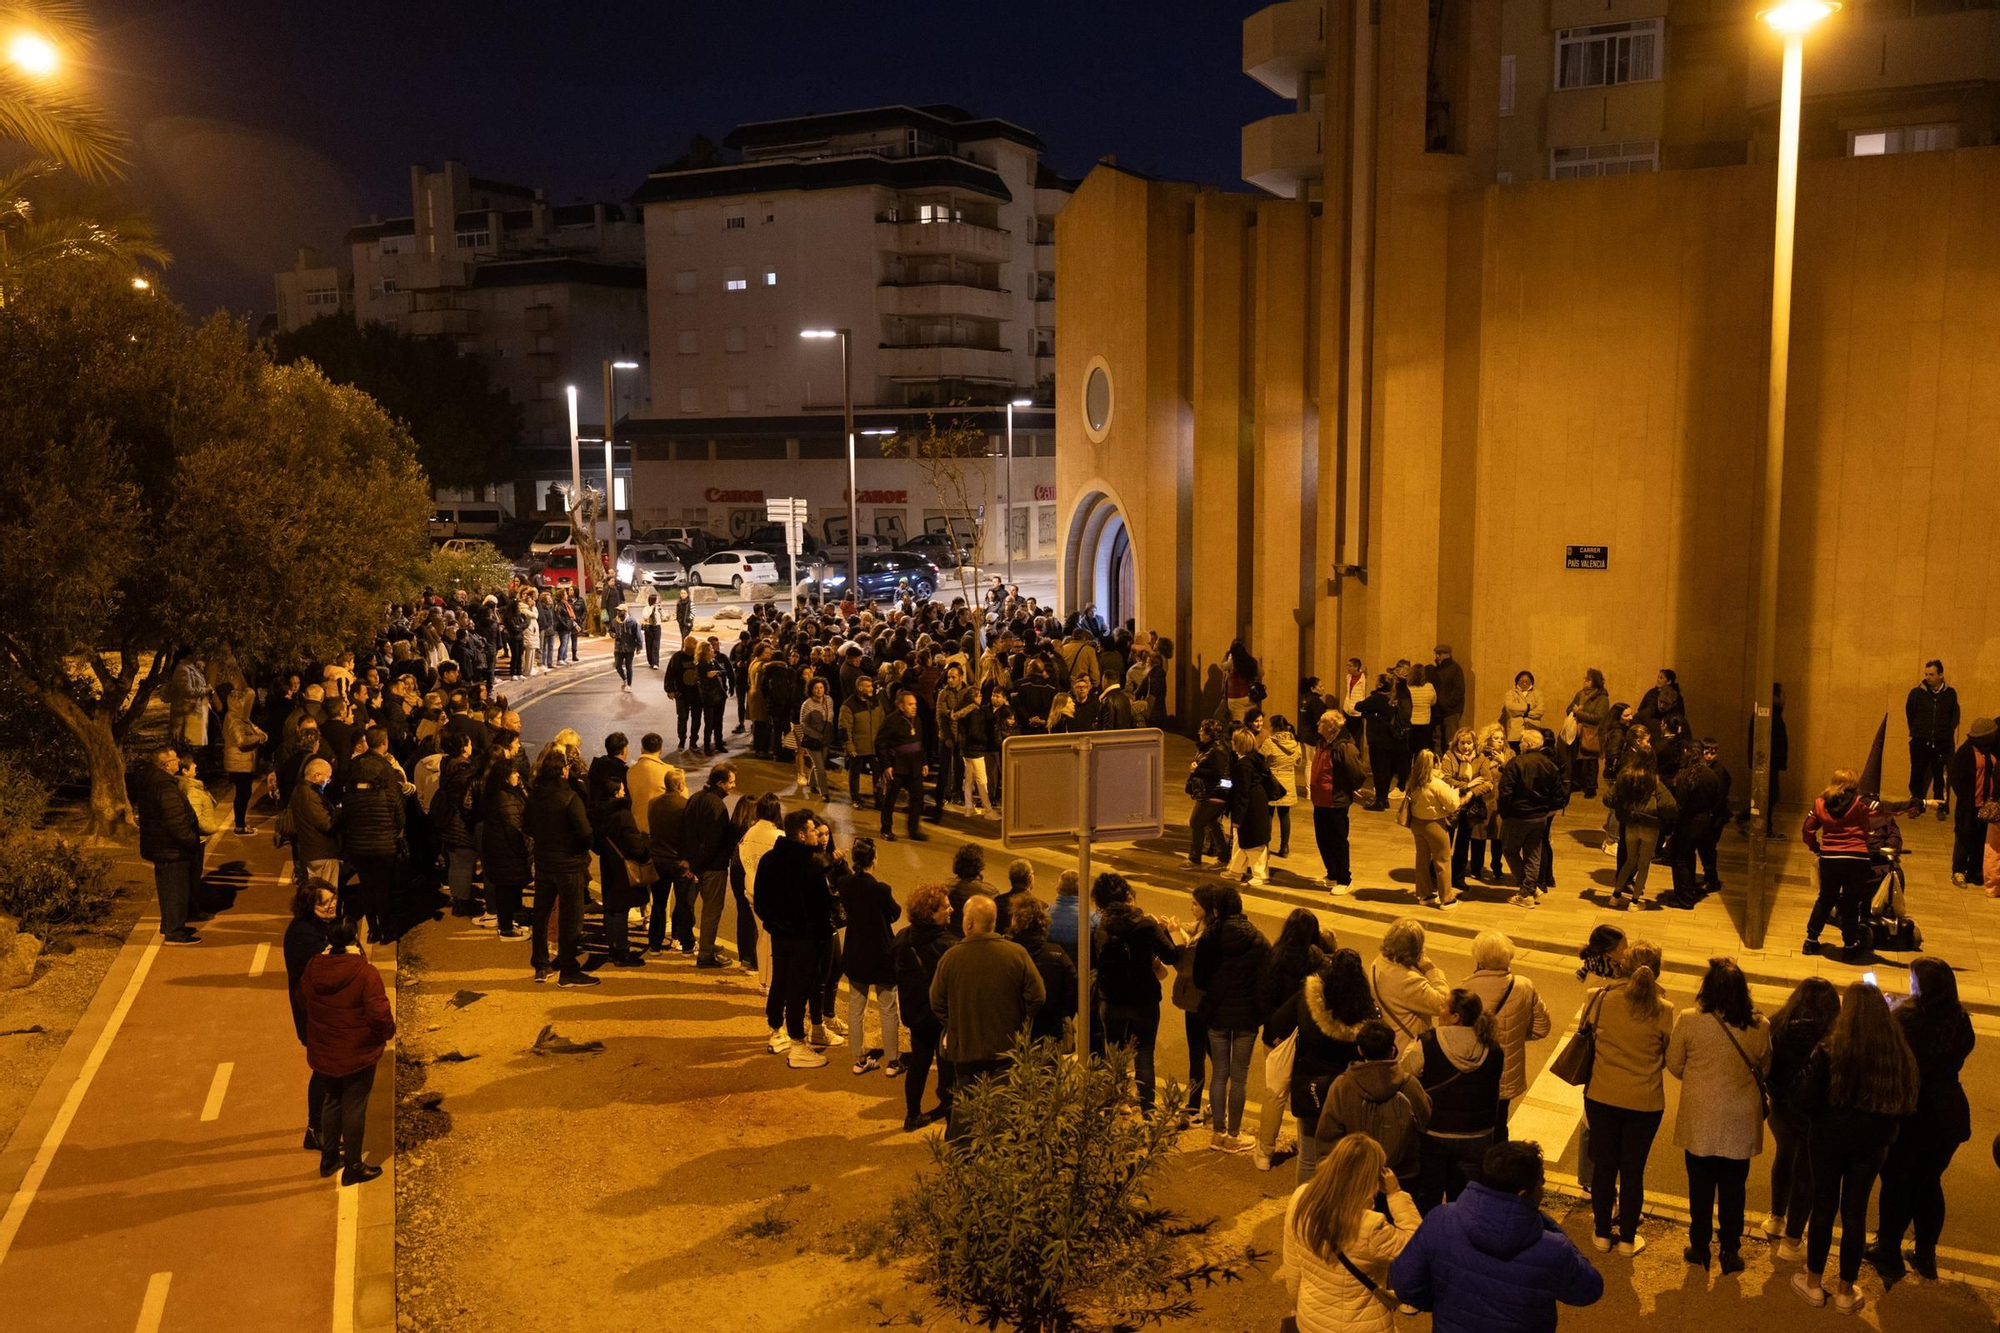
[
  {"xmin": 302, "ymin": 918, "xmax": 396, "ymax": 1184},
  {"xmin": 1801, "ymin": 769, "xmax": 1875, "ymax": 960},
  {"xmin": 1310, "ymin": 712, "xmax": 1367, "ymax": 894}
]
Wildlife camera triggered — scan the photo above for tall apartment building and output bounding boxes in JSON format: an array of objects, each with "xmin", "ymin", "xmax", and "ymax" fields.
[
  {"xmin": 623, "ymin": 105, "xmax": 1071, "ymax": 555},
  {"xmin": 272, "ymin": 161, "xmax": 651, "ymax": 515},
  {"xmin": 1243, "ymin": 2, "xmax": 2000, "ymax": 192}
]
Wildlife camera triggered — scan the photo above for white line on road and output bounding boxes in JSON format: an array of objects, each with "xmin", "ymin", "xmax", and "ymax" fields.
[
  {"xmin": 248, "ymin": 943, "xmax": 270, "ymax": 978},
  {"xmin": 332, "ymin": 1176, "xmax": 359, "ymax": 1333},
  {"xmin": 0, "ymin": 933, "xmax": 162, "ymax": 1266},
  {"xmin": 199, "ymin": 1063, "xmax": 234, "ymax": 1123},
  {"xmin": 134, "ymin": 1271, "xmax": 171, "ymax": 1333}
]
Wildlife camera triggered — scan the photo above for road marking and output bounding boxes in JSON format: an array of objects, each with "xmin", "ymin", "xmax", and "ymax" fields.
[
  {"xmin": 248, "ymin": 943, "xmax": 270, "ymax": 978},
  {"xmin": 274, "ymin": 867, "xmax": 291, "ymax": 887},
  {"xmin": 0, "ymin": 933, "xmax": 162, "ymax": 1265},
  {"xmin": 199, "ymin": 1063, "xmax": 234, "ymax": 1122},
  {"xmin": 332, "ymin": 1175, "xmax": 359, "ymax": 1333},
  {"xmin": 512, "ymin": 665, "xmax": 618, "ymax": 714},
  {"xmin": 134, "ymin": 1271, "xmax": 171, "ymax": 1333}
]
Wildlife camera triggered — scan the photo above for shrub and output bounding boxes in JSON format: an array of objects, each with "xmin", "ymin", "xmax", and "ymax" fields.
[
  {"xmin": 878, "ymin": 1032, "xmax": 1258, "ymax": 1332},
  {"xmin": 0, "ymin": 759, "xmax": 115, "ymax": 947},
  {"xmin": 0, "ymin": 756, "xmax": 51, "ymax": 841}
]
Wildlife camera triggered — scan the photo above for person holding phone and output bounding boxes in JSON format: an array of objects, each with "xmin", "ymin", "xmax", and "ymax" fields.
[{"xmin": 1280, "ymin": 1133, "xmax": 1421, "ymax": 1333}]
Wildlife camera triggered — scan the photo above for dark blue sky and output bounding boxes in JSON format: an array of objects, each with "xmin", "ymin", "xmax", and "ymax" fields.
[{"xmin": 91, "ymin": 0, "xmax": 1279, "ymax": 322}]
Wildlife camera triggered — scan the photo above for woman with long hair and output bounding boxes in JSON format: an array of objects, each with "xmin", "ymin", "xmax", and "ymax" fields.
[
  {"xmin": 1581, "ymin": 940, "xmax": 1674, "ymax": 1254},
  {"xmin": 1761, "ymin": 976, "xmax": 1841, "ymax": 1253},
  {"xmin": 1280, "ymin": 1133, "xmax": 1420, "ymax": 1333},
  {"xmin": 1270, "ymin": 947, "xmax": 1378, "ymax": 1183},
  {"xmin": 1792, "ymin": 980, "xmax": 1919, "ymax": 1314},
  {"xmin": 1439, "ymin": 728, "xmax": 1495, "ymax": 890},
  {"xmin": 735, "ymin": 793, "xmax": 782, "ymax": 990},
  {"xmin": 1867, "ymin": 957, "xmax": 1976, "ymax": 1281},
  {"xmin": 1223, "ymin": 639, "xmax": 1260, "ymax": 724},
  {"xmin": 1405, "ymin": 663, "xmax": 1437, "ymax": 764},
  {"xmin": 1191, "ymin": 882, "xmax": 1271, "ymax": 1152},
  {"xmin": 1667, "ymin": 958, "xmax": 1769, "ymax": 1272},
  {"xmin": 1254, "ymin": 910, "xmax": 1335, "ymax": 1170},
  {"xmin": 1801, "ymin": 768, "xmax": 1874, "ymax": 959},
  {"xmin": 1404, "ymin": 749, "xmax": 1461, "ymax": 909},
  {"xmin": 1606, "ymin": 746, "xmax": 1676, "ymax": 908},
  {"xmin": 1404, "ymin": 988, "xmax": 1503, "ymax": 1211}
]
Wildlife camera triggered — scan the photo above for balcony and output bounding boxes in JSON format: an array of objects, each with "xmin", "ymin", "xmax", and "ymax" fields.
[
  {"xmin": 1242, "ymin": 109, "xmax": 1323, "ymax": 197},
  {"xmin": 1547, "ymin": 80, "xmax": 1667, "ymax": 151},
  {"xmin": 408, "ymin": 307, "xmax": 472, "ymax": 338},
  {"xmin": 878, "ymin": 281, "xmax": 1012, "ymax": 322},
  {"xmin": 1746, "ymin": 9, "xmax": 2000, "ymax": 110},
  {"xmin": 875, "ymin": 218, "xmax": 1010, "ymax": 264},
  {"xmin": 1243, "ymin": 1, "xmax": 1325, "ymax": 101},
  {"xmin": 878, "ymin": 343, "xmax": 1013, "ymax": 382},
  {"xmin": 1034, "ymin": 240, "xmax": 1055, "ymax": 271}
]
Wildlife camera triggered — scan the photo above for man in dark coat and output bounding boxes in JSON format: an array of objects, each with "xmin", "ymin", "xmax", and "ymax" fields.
[
  {"xmin": 340, "ymin": 728, "xmax": 406, "ymax": 944},
  {"xmin": 1905, "ymin": 659, "xmax": 1959, "ymax": 813},
  {"xmin": 1497, "ymin": 731, "xmax": 1566, "ymax": 902},
  {"xmin": 877, "ymin": 689, "xmax": 928, "ymax": 841},
  {"xmin": 1662, "ymin": 746, "xmax": 1728, "ymax": 909},
  {"xmin": 680, "ymin": 763, "xmax": 742, "ymax": 968},
  {"xmin": 1430, "ymin": 645, "xmax": 1467, "ymax": 747},
  {"xmin": 525, "ymin": 752, "xmax": 596, "ymax": 985},
  {"xmin": 132, "ymin": 746, "xmax": 205, "ymax": 945},
  {"xmin": 645, "ymin": 768, "xmax": 696, "ymax": 955}
]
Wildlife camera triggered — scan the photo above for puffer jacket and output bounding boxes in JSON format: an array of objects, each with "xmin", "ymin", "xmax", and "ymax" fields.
[
  {"xmin": 1281, "ymin": 1186, "xmax": 1422, "ymax": 1333},
  {"xmin": 132, "ymin": 762, "xmax": 201, "ymax": 864},
  {"xmin": 838, "ymin": 691, "xmax": 884, "ymax": 757},
  {"xmin": 1262, "ymin": 733, "xmax": 1305, "ymax": 807},
  {"xmin": 1258, "ymin": 943, "xmax": 1331, "ymax": 1042},
  {"xmin": 1271, "ymin": 971, "xmax": 1375, "ymax": 1120},
  {"xmin": 301, "ymin": 950, "xmax": 396, "ymax": 1078},
  {"xmin": 479, "ymin": 776, "xmax": 532, "ymax": 887},
  {"xmin": 1463, "ymin": 968, "xmax": 1552, "ymax": 1101},
  {"xmin": 1318, "ymin": 1057, "xmax": 1432, "ymax": 1176},
  {"xmin": 1192, "ymin": 913, "xmax": 1271, "ymax": 1032},
  {"xmin": 340, "ymin": 752, "xmax": 405, "ymax": 859},
  {"xmin": 1369, "ymin": 956, "xmax": 1450, "ymax": 1045},
  {"xmin": 1388, "ymin": 1183, "xmax": 1604, "ymax": 1333},
  {"xmin": 524, "ymin": 774, "xmax": 592, "ymax": 877}
]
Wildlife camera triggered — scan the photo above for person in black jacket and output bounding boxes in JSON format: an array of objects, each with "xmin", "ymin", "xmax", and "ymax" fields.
[
  {"xmin": 1252, "ymin": 909, "xmax": 1333, "ymax": 1168},
  {"xmin": 131, "ymin": 746, "xmax": 205, "ymax": 945},
  {"xmin": 644, "ymin": 767, "xmax": 695, "ymax": 955},
  {"xmin": 284, "ymin": 879, "xmax": 339, "ymax": 1149},
  {"xmin": 290, "ymin": 759, "xmax": 343, "ymax": 889},
  {"xmin": 1868, "ymin": 956, "xmax": 1976, "ymax": 1282},
  {"xmin": 525, "ymin": 747, "xmax": 596, "ymax": 987},
  {"xmin": 1092, "ymin": 872, "xmax": 1183, "ymax": 1115},
  {"xmin": 1224, "ymin": 730, "xmax": 1283, "ymax": 886},
  {"xmin": 1661, "ymin": 745, "xmax": 1728, "ymax": 910},
  {"xmin": 1354, "ymin": 674, "xmax": 1410, "ymax": 810},
  {"xmin": 877, "ymin": 689, "xmax": 929, "ymax": 841},
  {"xmin": 837, "ymin": 839, "xmax": 901, "ymax": 1074},
  {"xmin": 1264, "ymin": 947, "xmax": 1377, "ymax": 1183},
  {"xmin": 1407, "ymin": 989, "xmax": 1506, "ymax": 1212},
  {"xmin": 479, "ymin": 761, "xmax": 531, "ymax": 938},
  {"xmin": 433, "ymin": 733, "xmax": 480, "ymax": 918},
  {"xmin": 592, "ymin": 779, "xmax": 652, "ymax": 968},
  {"xmin": 1008, "ymin": 895, "xmax": 1078, "ymax": 1045},
  {"xmin": 681, "ymin": 762, "xmax": 742, "ymax": 968},
  {"xmin": 892, "ymin": 883, "xmax": 961, "ymax": 1131},
  {"xmin": 1190, "ymin": 882, "xmax": 1271, "ymax": 1149},
  {"xmin": 755, "ymin": 809, "xmax": 836, "ymax": 1069},
  {"xmin": 1186, "ymin": 721, "xmax": 1233, "ymax": 867},
  {"xmin": 1497, "ymin": 731, "xmax": 1566, "ymax": 903},
  {"xmin": 341, "ymin": 729, "xmax": 407, "ymax": 944}
]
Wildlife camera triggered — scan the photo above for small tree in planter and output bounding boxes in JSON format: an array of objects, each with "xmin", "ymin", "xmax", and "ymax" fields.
[
  {"xmin": 879, "ymin": 408, "xmax": 989, "ymax": 605},
  {"xmin": 878, "ymin": 1033, "xmax": 1260, "ymax": 1332}
]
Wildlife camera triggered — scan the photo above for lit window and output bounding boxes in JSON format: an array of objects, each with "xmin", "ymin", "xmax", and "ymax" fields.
[
  {"xmin": 1550, "ymin": 140, "xmax": 1660, "ymax": 180},
  {"xmin": 762, "ymin": 268, "xmax": 778, "ymax": 287},
  {"xmin": 724, "ymin": 265, "xmax": 747, "ymax": 292},
  {"xmin": 1555, "ymin": 19, "xmax": 1661, "ymax": 91},
  {"xmin": 1848, "ymin": 123, "xmax": 1958, "ymax": 157},
  {"xmin": 678, "ymin": 387, "xmax": 702, "ymax": 413},
  {"xmin": 677, "ymin": 330, "xmax": 699, "ymax": 355},
  {"xmin": 1852, "ymin": 132, "xmax": 1889, "ymax": 157}
]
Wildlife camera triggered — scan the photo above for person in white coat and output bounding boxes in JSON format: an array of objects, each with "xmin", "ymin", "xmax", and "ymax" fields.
[
  {"xmin": 219, "ymin": 684, "xmax": 268, "ymax": 835},
  {"xmin": 1281, "ymin": 1131, "xmax": 1421, "ymax": 1333},
  {"xmin": 1666, "ymin": 957, "xmax": 1770, "ymax": 1273},
  {"xmin": 1462, "ymin": 930, "xmax": 1552, "ymax": 1137},
  {"xmin": 1262, "ymin": 716, "xmax": 1306, "ymax": 860},
  {"xmin": 1369, "ymin": 919, "xmax": 1449, "ymax": 1048}
]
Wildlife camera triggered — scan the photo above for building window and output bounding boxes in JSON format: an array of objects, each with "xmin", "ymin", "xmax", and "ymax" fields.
[
  {"xmin": 674, "ymin": 269, "xmax": 697, "ymax": 295},
  {"xmin": 724, "ymin": 210, "xmax": 746, "ymax": 230},
  {"xmin": 1849, "ymin": 123, "xmax": 1959, "ymax": 156},
  {"xmin": 455, "ymin": 339, "xmax": 478, "ymax": 357},
  {"xmin": 724, "ymin": 326, "xmax": 747, "ymax": 353},
  {"xmin": 762, "ymin": 210, "xmax": 776, "ymax": 224},
  {"xmin": 762, "ymin": 267, "xmax": 778, "ymax": 287},
  {"xmin": 1499, "ymin": 55, "xmax": 1516, "ymax": 116},
  {"xmin": 727, "ymin": 386, "xmax": 750, "ymax": 413},
  {"xmin": 1556, "ymin": 19, "xmax": 1661, "ymax": 91},
  {"xmin": 455, "ymin": 230, "xmax": 491, "ymax": 249},
  {"xmin": 678, "ymin": 387, "xmax": 702, "ymax": 413},
  {"xmin": 304, "ymin": 288, "xmax": 340, "ymax": 308},
  {"xmin": 677, "ymin": 330, "xmax": 699, "ymax": 355},
  {"xmin": 765, "ymin": 383, "xmax": 780, "ymax": 406},
  {"xmin": 1550, "ymin": 140, "xmax": 1660, "ymax": 179},
  {"xmin": 724, "ymin": 265, "xmax": 747, "ymax": 292},
  {"xmin": 916, "ymin": 203, "xmax": 962, "ymax": 225},
  {"xmin": 671, "ymin": 210, "xmax": 694, "ymax": 235}
]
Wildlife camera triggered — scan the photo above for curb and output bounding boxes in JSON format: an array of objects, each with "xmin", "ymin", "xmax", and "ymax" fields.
[{"xmin": 354, "ymin": 936, "xmax": 396, "ymax": 1333}]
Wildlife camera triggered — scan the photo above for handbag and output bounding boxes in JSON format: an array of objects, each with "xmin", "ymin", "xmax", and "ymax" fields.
[
  {"xmin": 1580, "ymin": 723, "xmax": 1601, "ymax": 754},
  {"xmin": 1714, "ymin": 1013, "xmax": 1771, "ymax": 1119},
  {"xmin": 1264, "ymin": 1029, "xmax": 1297, "ymax": 1094},
  {"xmin": 1459, "ymin": 793, "xmax": 1490, "ymax": 828},
  {"xmin": 1560, "ymin": 712, "xmax": 1580, "ymax": 746},
  {"xmin": 622, "ymin": 855, "xmax": 658, "ymax": 888},
  {"xmin": 1392, "ymin": 789, "xmax": 1411, "ymax": 828},
  {"xmin": 1549, "ymin": 987, "xmax": 1611, "ymax": 1087}
]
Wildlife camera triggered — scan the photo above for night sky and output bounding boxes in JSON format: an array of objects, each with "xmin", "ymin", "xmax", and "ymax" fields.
[{"xmin": 85, "ymin": 0, "xmax": 1280, "ymax": 323}]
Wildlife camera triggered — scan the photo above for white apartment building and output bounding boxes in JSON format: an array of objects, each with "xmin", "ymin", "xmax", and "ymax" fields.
[
  {"xmin": 623, "ymin": 105, "xmax": 1070, "ymax": 558},
  {"xmin": 272, "ymin": 161, "xmax": 651, "ymax": 516}
]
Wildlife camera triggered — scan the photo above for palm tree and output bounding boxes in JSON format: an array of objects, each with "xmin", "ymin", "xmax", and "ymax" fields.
[
  {"xmin": 0, "ymin": 1, "xmax": 129, "ymax": 181},
  {"xmin": 0, "ymin": 158, "xmax": 168, "ymax": 300}
]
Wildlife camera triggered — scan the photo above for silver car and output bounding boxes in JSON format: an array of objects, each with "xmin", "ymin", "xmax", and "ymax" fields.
[{"xmin": 615, "ymin": 544, "xmax": 686, "ymax": 588}]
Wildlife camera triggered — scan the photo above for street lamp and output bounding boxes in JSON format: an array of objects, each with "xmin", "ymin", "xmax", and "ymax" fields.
[
  {"xmin": 1746, "ymin": 0, "xmax": 1838, "ymax": 947},
  {"xmin": 1004, "ymin": 397, "xmax": 1032, "ymax": 586},
  {"xmin": 129, "ymin": 276, "xmax": 150, "ymax": 292},
  {"xmin": 801, "ymin": 328, "xmax": 857, "ymax": 598},
  {"xmin": 7, "ymin": 32, "xmax": 58, "ymax": 77},
  {"xmin": 602, "ymin": 358, "xmax": 639, "ymax": 579}
]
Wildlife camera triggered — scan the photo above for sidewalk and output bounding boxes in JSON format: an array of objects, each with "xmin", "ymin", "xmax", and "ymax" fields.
[{"xmin": 0, "ymin": 813, "xmax": 396, "ymax": 1332}]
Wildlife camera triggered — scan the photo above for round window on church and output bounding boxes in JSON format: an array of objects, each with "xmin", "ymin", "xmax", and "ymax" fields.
[{"xmin": 1083, "ymin": 360, "xmax": 1113, "ymax": 441}]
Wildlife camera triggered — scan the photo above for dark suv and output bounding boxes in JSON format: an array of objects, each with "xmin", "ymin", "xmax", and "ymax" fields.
[{"xmin": 806, "ymin": 551, "xmax": 940, "ymax": 601}]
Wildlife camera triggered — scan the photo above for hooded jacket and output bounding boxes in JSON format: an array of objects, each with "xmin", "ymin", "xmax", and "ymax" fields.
[
  {"xmin": 1273, "ymin": 972, "xmax": 1376, "ymax": 1119},
  {"xmin": 752, "ymin": 835, "xmax": 832, "ymax": 940},
  {"xmin": 1318, "ymin": 1057, "xmax": 1431, "ymax": 1176},
  {"xmin": 1388, "ymin": 1183, "xmax": 1604, "ymax": 1333},
  {"xmin": 1403, "ymin": 1026, "xmax": 1505, "ymax": 1136},
  {"xmin": 1192, "ymin": 913, "xmax": 1271, "ymax": 1032},
  {"xmin": 1802, "ymin": 790, "xmax": 1871, "ymax": 857},
  {"xmin": 1093, "ymin": 901, "xmax": 1179, "ymax": 1012},
  {"xmin": 301, "ymin": 950, "xmax": 396, "ymax": 1077}
]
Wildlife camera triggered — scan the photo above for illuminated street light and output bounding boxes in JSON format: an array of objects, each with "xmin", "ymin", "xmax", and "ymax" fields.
[
  {"xmin": 1744, "ymin": 0, "xmax": 1838, "ymax": 947},
  {"xmin": 129, "ymin": 276, "xmax": 150, "ymax": 291},
  {"xmin": 601, "ymin": 359, "xmax": 641, "ymax": 573},
  {"xmin": 1004, "ymin": 396, "xmax": 1034, "ymax": 584},
  {"xmin": 801, "ymin": 327, "xmax": 858, "ymax": 592},
  {"xmin": 8, "ymin": 32, "xmax": 58, "ymax": 77}
]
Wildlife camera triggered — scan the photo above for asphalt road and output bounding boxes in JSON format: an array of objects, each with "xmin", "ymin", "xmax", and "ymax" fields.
[{"xmin": 522, "ymin": 662, "xmax": 2000, "ymax": 1283}]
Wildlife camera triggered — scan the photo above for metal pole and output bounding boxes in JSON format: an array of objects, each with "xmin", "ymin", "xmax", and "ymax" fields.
[
  {"xmin": 602, "ymin": 359, "xmax": 619, "ymax": 594},
  {"xmin": 842, "ymin": 329, "xmax": 858, "ymax": 600},
  {"xmin": 566, "ymin": 384, "xmax": 581, "ymax": 519},
  {"xmin": 1074, "ymin": 737, "xmax": 1092, "ymax": 1065},
  {"xmin": 1746, "ymin": 30, "xmax": 1805, "ymax": 951},
  {"xmin": 1005, "ymin": 401, "xmax": 1016, "ymax": 587}
]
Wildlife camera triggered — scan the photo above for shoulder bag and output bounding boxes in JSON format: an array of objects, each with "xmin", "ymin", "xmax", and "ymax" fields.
[
  {"xmin": 1264, "ymin": 1028, "xmax": 1297, "ymax": 1096},
  {"xmin": 1713, "ymin": 1013, "xmax": 1771, "ymax": 1119},
  {"xmin": 1334, "ymin": 1249, "xmax": 1399, "ymax": 1313},
  {"xmin": 1549, "ymin": 986, "xmax": 1611, "ymax": 1087}
]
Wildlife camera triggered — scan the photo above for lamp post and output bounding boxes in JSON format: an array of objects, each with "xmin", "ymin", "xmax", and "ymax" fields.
[
  {"xmin": 1005, "ymin": 397, "xmax": 1032, "ymax": 587},
  {"xmin": 1747, "ymin": 0, "xmax": 1838, "ymax": 948},
  {"xmin": 800, "ymin": 328, "xmax": 857, "ymax": 598},
  {"xmin": 565, "ymin": 384, "xmax": 582, "ymax": 519},
  {"xmin": 7, "ymin": 32, "xmax": 59, "ymax": 77},
  {"xmin": 602, "ymin": 358, "xmax": 639, "ymax": 581}
]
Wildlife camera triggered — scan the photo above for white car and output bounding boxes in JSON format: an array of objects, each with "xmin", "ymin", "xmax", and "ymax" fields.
[
  {"xmin": 686, "ymin": 548, "xmax": 781, "ymax": 590},
  {"xmin": 529, "ymin": 519, "xmax": 632, "ymax": 557}
]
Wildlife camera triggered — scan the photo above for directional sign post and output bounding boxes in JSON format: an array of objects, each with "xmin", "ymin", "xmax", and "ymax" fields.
[
  {"xmin": 1002, "ymin": 729, "xmax": 1166, "ymax": 1062},
  {"xmin": 765, "ymin": 497, "xmax": 809, "ymax": 611}
]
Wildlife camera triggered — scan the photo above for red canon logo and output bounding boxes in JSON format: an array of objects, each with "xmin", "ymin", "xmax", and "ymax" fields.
[{"xmin": 706, "ymin": 488, "xmax": 765, "ymax": 502}]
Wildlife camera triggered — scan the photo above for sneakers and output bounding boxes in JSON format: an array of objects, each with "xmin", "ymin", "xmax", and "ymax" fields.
[
  {"xmin": 607, "ymin": 954, "xmax": 646, "ymax": 968},
  {"xmin": 474, "ymin": 913, "xmax": 497, "ymax": 928},
  {"xmin": 808, "ymin": 1024, "xmax": 832, "ymax": 1047},
  {"xmin": 787, "ymin": 1044, "xmax": 829, "ymax": 1069},
  {"xmin": 1591, "ymin": 1234, "xmax": 1612, "ymax": 1253},
  {"xmin": 498, "ymin": 926, "xmax": 525, "ymax": 939},
  {"xmin": 1509, "ymin": 891, "xmax": 1539, "ymax": 910},
  {"xmin": 1616, "ymin": 1233, "xmax": 1646, "ymax": 1257},
  {"xmin": 1829, "ymin": 1286, "xmax": 1865, "ymax": 1315},
  {"xmin": 556, "ymin": 971, "xmax": 601, "ymax": 988},
  {"xmin": 767, "ymin": 1028, "xmax": 792, "ymax": 1055},
  {"xmin": 163, "ymin": 930, "xmax": 202, "ymax": 946},
  {"xmin": 1790, "ymin": 1272, "xmax": 1826, "ymax": 1308},
  {"xmin": 1778, "ymin": 1236, "xmax": 1805, "ymax": 1261},
  {"xmin": 1953, "ymin": 872, "xmax": 1968, "ymax": 887},
  {"xmin": 1210, "ymin": 1131, "xmax": 1251, "ymax": 1154},
  {"xmin": 1759, "ymin": 1213, "xmax": 1783, "ymax": 1239},
  {"xmin": 825, "ymin": 1016, "xmax": 849, "ymax": 1037},
  {"xmin": 533, "ymin": 965, "xmax": 553, "ymax": 983},
  {"xmin": 885, "ymin": 1056, "xmax": 905, "ymax": 1078},
  {"xmin": 1251, "ymin": 1147, "xmax": 1273, "ymax": 1172},
  {"xmin": 852, "ymin": 1053, "xmax": 882, "ymax": 1076},
  {"xmin": 694, "ymin": 955, "xmax": 729, "ymax": 969}
]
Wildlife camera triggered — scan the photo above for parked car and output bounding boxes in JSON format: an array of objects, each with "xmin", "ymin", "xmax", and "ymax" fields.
[
  {"xmin": 615, "ymin": 544, "xmax": 686, "ymax": 589},
  {"xmin": 802, "ymin": 550, "xmax": 940, "ymax": 602},
  {"xmin": 685, "ymin": 548, "xmax": 781, "ymax": 591},
  {"xmin": 428, "ymin": 501, "xmax": 507, "ymax": 539},
  {"xmin": 901, "ymin": 532, "xmax": 971, "ymax": 567},
  {"xmin": 635, "ymin": 525, "xmax": 717, "ymax": 556},
  {"xmin": 535, "ymin": 546, "xmax": 609, "ymax": 591},
  {"xmin": 740, "ymin": 523, "xmax": 823, "ymax": 559},
  {"xmin": 530, "ymin": 519, "xmax": 632, "ymax": 556}
]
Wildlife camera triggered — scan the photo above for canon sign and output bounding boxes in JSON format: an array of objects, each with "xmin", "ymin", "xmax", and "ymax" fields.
[
  {"xmin": 705, "ymin": 488, "xmax": 764, "ymax": 503},
  {"xmin": 842, "ymin": 488, "xmax": 908, "ymax": 504}
]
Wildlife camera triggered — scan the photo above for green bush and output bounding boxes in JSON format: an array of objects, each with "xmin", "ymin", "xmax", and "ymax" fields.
[
  {"xmin": 0, "ymin": 759, "xmax": 115, "ymax": 946},
  {"xmin": 0, "ymin": 755, "xmax": 51, "ymax": 841},
  {"xmin": 878, "ymin": 1033, "xmax": 1258, "ymax": 1332}
]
